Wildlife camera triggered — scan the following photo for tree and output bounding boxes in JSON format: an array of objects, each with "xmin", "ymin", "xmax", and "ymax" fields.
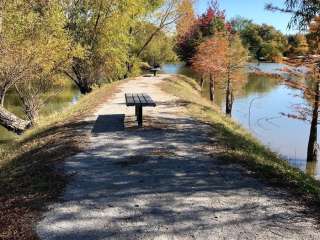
[
  {"xmin": 267, "ymin": 0, "xmax": 320, "ymax": 162},
  {"xmin": 230, "ymin": 16, "xmax": 252, "ymax": 33},
  {"xmin": 282, "ymin": 72, "xmax": 320, "ymax": 162},
  {"xmin": 0, "ymin": 0, "xmax": 75, "ymax": 132},
  {"xmin": 239, "ymin": 23, "xmax": 288, "ymax": 61},
  {"xmin": 266, "ymin": 0, "xmax": 319, "ymax": 30},
  {"xmin": 134, "ymin": 0, "xmax": 181, "ymax": 58},
  {"xmin": 307, "ymin": 16, "xmax": 320, "ymax": 54},
  {"xmin": 62, "ymin": 0, "xmax": 161, "ymax": 93},
  {"xmin": 225, "ymin": 34, "xmax": 248, "ymax": 116},
  {"xmin": 287, "ymin": 34, "xmax": 309, "ymax": 56},
  {"xmin": 239, "ymin": 23, "xmax": 263, "ymax": 58},
  {"xmin": 134, "ymin": 23, "xmax": 177, "ymax": 66},
  {"xmin": 191, "ymin": 35, "xmax": 228, "ymax": 101},
  {"xmin": 307, "ymin": 79, "xmax": 319, "ymax": 162},
  {"xmin": 175, "ymin": 0, "xmax": 229, "ymax": 64},
  {"xmin": 176, "ymin": 0, "xmax": 196, "ymax": 39}
]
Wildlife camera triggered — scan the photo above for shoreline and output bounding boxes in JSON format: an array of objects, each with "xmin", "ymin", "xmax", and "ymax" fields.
[
  {"xmin": 161, "ymin": 74, "xmax": 320, "ymax": 207},
  {"xmin": 1, "ymin": 74, "xmax": 320, "ymax": 239}
]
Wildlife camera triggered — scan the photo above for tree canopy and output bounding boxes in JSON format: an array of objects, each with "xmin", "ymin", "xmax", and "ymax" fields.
[
  {"xmin": 0, "ymin": 0, "xmax": 179, "ymax": 133},
  {"xmin": 233, "ymin": 19, "xmax": 288, "ymax": 61},
  {"xmin": 175, "ymin": 0, "xmax": 231, "ymax": 64}
]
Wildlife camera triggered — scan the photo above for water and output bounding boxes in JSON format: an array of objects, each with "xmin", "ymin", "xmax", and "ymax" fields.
[
  {"xmin": 0, "ymin": 82, "xmax": 80, "ymax": 144},
  {"xmin": 162, "ymin": 63, "xmax": 320, "ymax": 179}
]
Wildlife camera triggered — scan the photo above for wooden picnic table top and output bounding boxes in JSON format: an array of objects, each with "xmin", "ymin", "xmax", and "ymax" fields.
[
  {"xmin": 150, "ymin": 67, "xmax": 161, "ymax": 71},
  {"xmin": 125, "ymin": 93, "xmax": 156, "ymax": 107}
]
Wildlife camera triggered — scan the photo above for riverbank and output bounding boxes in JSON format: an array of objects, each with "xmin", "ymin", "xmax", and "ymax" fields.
[
  {"xmin": 0, "ymin": 80, "xmax": 124, "ymax": 240},
  {"xmin": 283, "ymin": 56, "xmax": 319, "ymax": 69},
  {"xmin": 2, "ymin": 74, "xmax": 320, "ymax": 239},
  {"xmin": 162, "ymin": 74, "xmax": 320, "ymax": 206},
  {"xmin": 36, "ymin": 74, "xmax": 320, "ymax": 239},
  {"xmin": 163, "ymin": 63, "xmax": 320, "ymax": 178}
]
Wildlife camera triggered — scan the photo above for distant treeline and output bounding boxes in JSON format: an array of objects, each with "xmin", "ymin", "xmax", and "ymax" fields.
[
  {"xmin": 175, "ymin": 11, "xmax": 320, "ymax": 63},
  {"xmin": 231, "ymin": 17, "xmax": 319, "ymax": 61}
]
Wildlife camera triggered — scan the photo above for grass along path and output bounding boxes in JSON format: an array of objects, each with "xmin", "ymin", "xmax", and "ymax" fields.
[
  {"xmin": 0, "ymin": 80, "xmax": 124, "ymax": 240},
  {"xmin": 162, "ymin": 75, "xmax": 320, "ymax": 206},
  {"xmin": 36, "ymin": 74, "xmax": 320, "ymax": 239}
]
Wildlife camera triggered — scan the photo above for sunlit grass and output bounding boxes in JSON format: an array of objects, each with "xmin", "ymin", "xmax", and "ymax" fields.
[{"xmin": 162, "ymin": 74, "xmax": 320, "ymax": 204}]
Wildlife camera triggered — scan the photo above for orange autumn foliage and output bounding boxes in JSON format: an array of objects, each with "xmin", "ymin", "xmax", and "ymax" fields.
[
  {"xmin": 191, "ymin": 35, "xmax": 228, "ymax": 77},
  {"xmin": 176, "ymin": 0, "xmax": 196, "ymax": 39}
]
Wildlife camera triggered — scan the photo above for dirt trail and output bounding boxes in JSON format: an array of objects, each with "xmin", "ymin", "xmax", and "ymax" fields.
[{"xmin": 37, "ymin": 75, "xmax": 320, "ymax": 240}]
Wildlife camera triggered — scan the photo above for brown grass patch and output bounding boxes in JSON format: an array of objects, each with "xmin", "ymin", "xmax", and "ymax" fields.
[{"xmin": 0, "ymin": 80, "xmax": 124, "ymax": 240}]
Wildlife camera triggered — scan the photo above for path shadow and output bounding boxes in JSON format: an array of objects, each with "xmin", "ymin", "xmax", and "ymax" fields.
[
  {"xmin": 92, "ymin": 114, "xmax": 125, "ymax": 133},
  {"xmin": 36, "ymin": 100, "xmax": 320, "ymax": 239}
]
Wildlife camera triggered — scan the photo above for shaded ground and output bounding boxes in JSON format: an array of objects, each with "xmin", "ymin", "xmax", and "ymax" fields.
[
  {"xmin": 0, "ymin": 83, "xmax": 122, "ymax": 240},
  {"xmin": 37, "ymin": 75, "xmax": 320, "ymax": 239}
]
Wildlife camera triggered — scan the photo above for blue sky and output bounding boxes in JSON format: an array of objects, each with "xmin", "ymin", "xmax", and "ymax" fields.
[{"xmin": 195, "ymin": 0, "xmax": 298, "ymax": 34}]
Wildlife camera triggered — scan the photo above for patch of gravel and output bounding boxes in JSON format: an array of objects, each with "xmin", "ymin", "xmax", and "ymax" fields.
[{"xmin": 37, "ymin": 75, "xmax": 320, "ymax": 239}]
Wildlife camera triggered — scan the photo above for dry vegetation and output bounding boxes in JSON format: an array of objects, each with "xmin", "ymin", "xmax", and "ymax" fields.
[
  {"xmin": 162, "ymin": 74, "xmax": 320, "ymax": 208},
  {"xmin": 0, "ymin": 81, "xmax": 123, "ymax": 240}
]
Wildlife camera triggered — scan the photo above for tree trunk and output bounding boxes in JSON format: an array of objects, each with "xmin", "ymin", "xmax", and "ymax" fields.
[
  {"xmin": 136, "ymin": 29, "xmax": 161, "ymax": 58},
  {"xmin": 25, "ymin": 103, "xmax": 39, "ymax": 126},
  {"xmin": 307, "ymin": 81, "xmax": 319, "ymax": 162},
  {"xmin": 209, "ymin": 74, "xmax": 214, "ymax": 102},
  {"xmin": 0, "ymin": 105, "xmax": 31, "ymax": 134},
  {"xmin": 199, "ymin": 75, "xmax": 204, "ymax": 89},
  {"xmin": 0, "ymin": 90, "xmax": 5, "ymax": 106},
  {"xmin": 78, "ymin": 83, "xmax": 92, "ymax": 95},
  {"xmin": 124, "ymin": 62, "xmax": 133, "ymax": 79},
  {"xmin": 226, "ymin": 73, "xmax": 233, "ymax": 116},
  {"xmin": 66, "ymin": 60, "xmax": 93, "ymax": 95}
]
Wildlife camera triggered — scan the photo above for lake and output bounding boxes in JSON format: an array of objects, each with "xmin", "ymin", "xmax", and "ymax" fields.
[
  {"xmin": 162, "ymin": 63, "xmax": 320, "ymax": 179},
  {"xmin": 0, "ymin": 82, "xmax": 80, "ymax": 144},
  {"xmin": 2, "ymin": 64, "xmax": 319, "ymax": 178}
]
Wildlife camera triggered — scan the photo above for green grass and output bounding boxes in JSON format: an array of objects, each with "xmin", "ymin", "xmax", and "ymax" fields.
[
  {"xmin": 162, "ymin": 74, "xmax": 320, "ymax": 205},
  {"xmin": 0, "ymin": 80, "xmax": 123, "ymax": 240}
]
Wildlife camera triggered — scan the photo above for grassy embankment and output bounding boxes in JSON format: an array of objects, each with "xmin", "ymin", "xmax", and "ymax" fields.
[
  {"xmin": 0, "ymin": 80, "xmax": 123, "ymax": 240},
  {"xmin": 162, "ymin": 74, "xmax": 320, "ymax": 206}
]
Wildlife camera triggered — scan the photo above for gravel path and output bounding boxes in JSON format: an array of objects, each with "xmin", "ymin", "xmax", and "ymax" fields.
[{"xmin": 37, "ymin": 75, "xmax": 320, "ymax": 240}]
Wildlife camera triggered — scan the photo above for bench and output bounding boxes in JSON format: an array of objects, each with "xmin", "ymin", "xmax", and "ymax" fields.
[
  {"xmin": 125, "ymin": 93, "xmax": 156, "ymax": 127},
  {"xmin": 150, "ymin": 67, "xmax": 161, "ymax": 76}
]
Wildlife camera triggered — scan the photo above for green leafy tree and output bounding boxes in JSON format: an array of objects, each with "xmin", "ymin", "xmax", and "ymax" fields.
[
  {"xmin": 62, "ymin": 0, "xmax": 133, "ymax": 93},
  {"xmin": 0, "ymin": 0, "xmax": 76, "ymax": 132},
  {"xmin": 239, "ymin": 22, "xmax": 288, "ymax": 61},
  {"xmin": 133, "ymin": 23, "xmax": 177, "ymax": 66},
  {"xmin": 240, "ymin": 23, "xmax": 263, "ymax": 58},
  {"xmin": 230, "ymin": 16, "xmax": 253, "ymax": 32},
  {"xmin": 287, "ymin": 34, "xmax": 309, "ymax": 56}
]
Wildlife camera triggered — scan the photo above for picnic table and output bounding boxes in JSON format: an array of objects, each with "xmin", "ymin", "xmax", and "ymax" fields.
[
  {"xmin": 150, "ymin": 67, "xmax": 161, "ymax": 76},
  {"xmin": 125, "ymin": 93, "xmax": 156, "ymax": 127}
]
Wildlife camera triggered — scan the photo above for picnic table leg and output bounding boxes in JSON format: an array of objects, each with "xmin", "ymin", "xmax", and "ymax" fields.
[
  {"xmin": 135, "ymin": 106, "xmax": 138, "ymax": 119},
  {"xmin": 137, "ymin": 106, "xmax": 143, "ymax": 127}
]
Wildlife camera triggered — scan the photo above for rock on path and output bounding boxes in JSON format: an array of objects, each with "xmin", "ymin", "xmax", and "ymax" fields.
[{"xmin": 37, "ymin": 75, "xmax": 320, "ymax": 240}]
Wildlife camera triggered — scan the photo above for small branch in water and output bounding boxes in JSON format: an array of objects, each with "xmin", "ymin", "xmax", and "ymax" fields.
[{"xmin": 248, "ymin": 96, "xmax": 262, "ymax": 131}]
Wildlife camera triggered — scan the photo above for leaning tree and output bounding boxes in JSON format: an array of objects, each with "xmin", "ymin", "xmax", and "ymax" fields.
[{"xmin": 267, "ymin": 0, "xmax": 320, "ymax": 162}]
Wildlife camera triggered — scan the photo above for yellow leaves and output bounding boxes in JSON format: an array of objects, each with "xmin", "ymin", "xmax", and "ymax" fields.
[
  {"xmin": 176, "ymin": 0, "xmax": 196, "ymax": 38},
  {"xmin": 0, "ymin": 0, "xmax": 78, "ymax": 100}
]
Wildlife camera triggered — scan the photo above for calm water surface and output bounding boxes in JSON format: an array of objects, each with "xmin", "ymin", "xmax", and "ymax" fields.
[
  {"xmin": 0, "ymin": 83, "xmax": 80, "ymax": 144},
  {"xmin": 2, "ymin": 64, "xmax": 319, "ymax": 178},
  {"xmin": 162, "ymin": 63, "xmax": 320, "ymax": 179}
]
